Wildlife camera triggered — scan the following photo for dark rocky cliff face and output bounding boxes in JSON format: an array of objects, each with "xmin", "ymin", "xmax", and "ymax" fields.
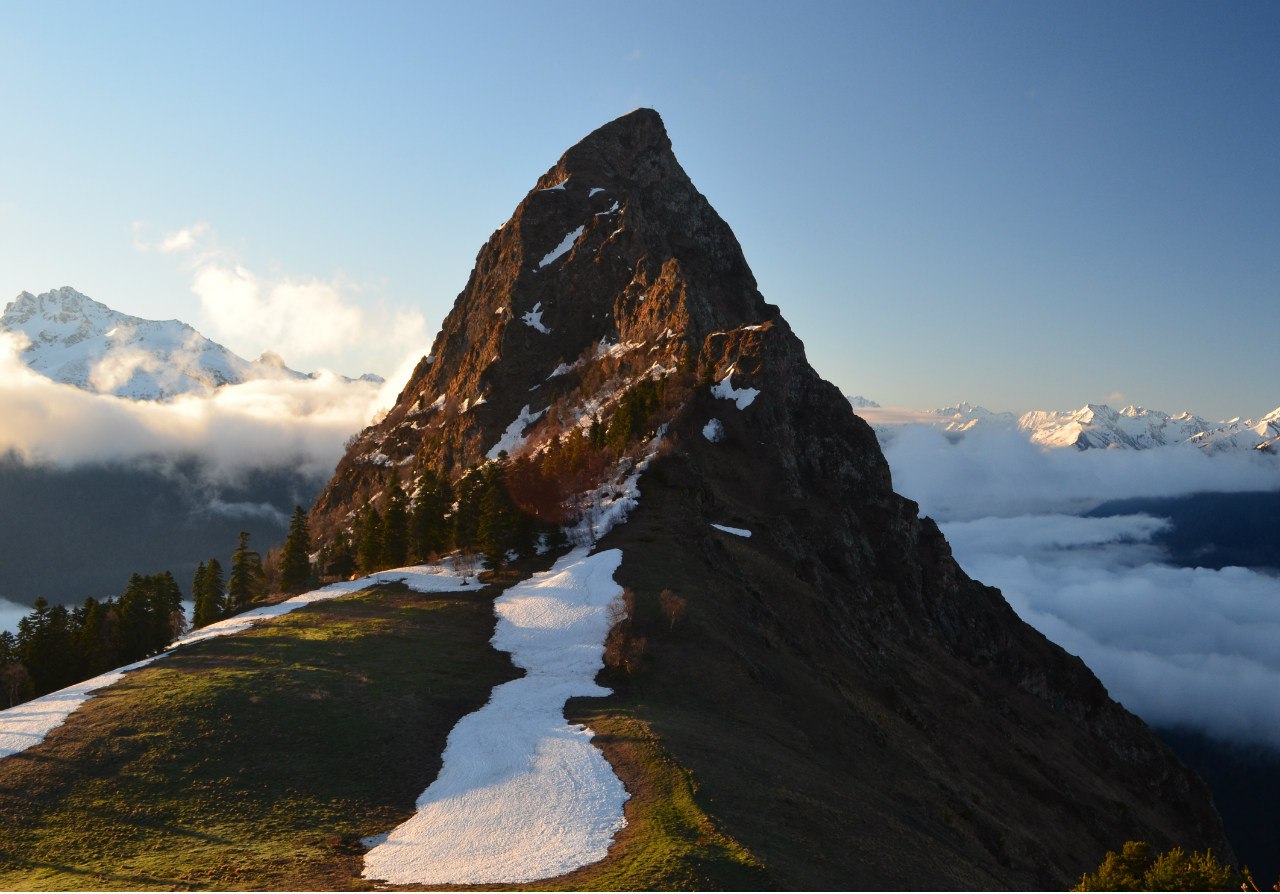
[{"xmin": 310, "ymin": 109, "xmax": 1230, "ymax": 887}]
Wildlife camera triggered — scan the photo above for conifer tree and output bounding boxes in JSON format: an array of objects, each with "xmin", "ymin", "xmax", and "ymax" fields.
[
  {"xmin": 204, "ymin": 558, "xmax": 226, "ymax": 621},
  {"xmin": 410, "ymin": 468, "xmax": 453, "ymax": 560},
  {"xmin": 227, "ymin": 531, "xmax": 265, "ymax": 612},
  {"xmin": 477, "ymin": 465, "xmax": 517, "ymax": 569},
  {"xmin": 279, "ymin": 506, "xmax": 314, "ymax": 594},
  {"xmin": 192, "ymin": 561, "xmax": 210, "ymax": 628},
  {"xmin": 380, "ymin": 481, "xmax": 409, "ymax": 570},
  {"xmin": 356, "ymin": 506, "xmax": 384, "ymax": 575}
]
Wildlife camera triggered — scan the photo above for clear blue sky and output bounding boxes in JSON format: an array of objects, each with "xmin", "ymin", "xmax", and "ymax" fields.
[{"xmin": 2, "ymin": 0, "xmax": 1277, "ymax": 420}]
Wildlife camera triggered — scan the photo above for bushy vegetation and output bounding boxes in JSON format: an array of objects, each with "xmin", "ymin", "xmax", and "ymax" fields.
[{"xmin": 1073, "ymin": 840, "xmax": 1254, "ymax": 891}]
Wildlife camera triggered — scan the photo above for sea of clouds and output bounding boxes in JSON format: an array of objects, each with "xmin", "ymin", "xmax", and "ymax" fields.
[{"xmin": 882, "ymin": 425, "xmax": 1280, "ymax": 751}]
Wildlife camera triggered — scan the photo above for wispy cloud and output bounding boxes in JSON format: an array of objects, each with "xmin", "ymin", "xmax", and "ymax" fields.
[{"xmin": 134, "ymin": 221, "xmax": 430, "ymax": 377}]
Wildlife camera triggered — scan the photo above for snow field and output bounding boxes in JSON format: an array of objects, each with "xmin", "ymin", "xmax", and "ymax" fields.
[
  {"xmin": 0, "ymin": 564, "xmax": 471, "ymax": 760},
  {"xmin": 363, "ymin": 547, "xmax": 630, "ymax": 885}
]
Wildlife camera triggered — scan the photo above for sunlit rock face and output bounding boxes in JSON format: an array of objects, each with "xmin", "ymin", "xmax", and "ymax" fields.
[{"xmin": 310, "ymin": 109, "xmax": 1232, "ymax": 888}]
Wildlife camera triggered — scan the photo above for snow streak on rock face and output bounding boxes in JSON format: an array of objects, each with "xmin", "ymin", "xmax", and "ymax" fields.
[
  {"xmin": 0, "ymin": 565, "xmax": 471, "ymax": 760},
  {"xmin": 362, "ymin": 547, "xmax": 629, "ymax": 885}
]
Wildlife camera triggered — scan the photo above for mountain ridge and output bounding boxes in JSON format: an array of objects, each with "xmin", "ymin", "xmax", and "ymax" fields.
[
  {"xmin": 309, "ymin": 109, "xmax": 1231, "ymax": 887},
  {"xmin": 1, "ymin": 286, "xmax": 383, "ymax": 400},
  {"xmin": 856, "ymin": 396, "xmax": 1280, "ymax": 452}
]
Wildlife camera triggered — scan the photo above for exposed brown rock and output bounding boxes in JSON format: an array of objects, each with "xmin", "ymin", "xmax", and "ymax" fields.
[{"xmin": 309, "ymin": 108, "xmax": 1231, "ymax": 888}]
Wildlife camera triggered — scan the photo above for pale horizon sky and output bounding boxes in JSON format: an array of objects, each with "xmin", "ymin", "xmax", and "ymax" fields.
[{"xmin": 2, "ymin": 0, "xmax": 1277, "ymax": 421}]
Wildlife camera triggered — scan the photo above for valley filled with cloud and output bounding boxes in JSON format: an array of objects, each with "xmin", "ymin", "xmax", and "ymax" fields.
[{"xmin": 883, "ymin": 425, "xmax": 1280, "ymax": 751}]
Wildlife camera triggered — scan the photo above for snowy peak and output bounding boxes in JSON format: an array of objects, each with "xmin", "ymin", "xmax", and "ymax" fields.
[{"xmin": 2, "ymin": 287, "xmax": 379, "ymax": 400}]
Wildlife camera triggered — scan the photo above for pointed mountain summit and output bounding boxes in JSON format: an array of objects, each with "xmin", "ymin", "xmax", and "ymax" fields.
[{"xmin": 311, "ymin": 111, "xmax": 1229, "ymax": 888}]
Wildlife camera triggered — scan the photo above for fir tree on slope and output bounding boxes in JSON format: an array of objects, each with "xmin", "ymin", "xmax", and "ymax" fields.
[
  {"xmin": 379, "ymin": 482, "xmax": 409, "ymax": 570},
  {"xmin": 279, "ymin": 506, "xmax": 314, "ymax": 594},
  {"xmin": 227, "ymin": 532, "xmax": 265, "ymax": 612},
  {"xmin": 192, "ymin": 558, "xmax": 226, "ymax": 628}
]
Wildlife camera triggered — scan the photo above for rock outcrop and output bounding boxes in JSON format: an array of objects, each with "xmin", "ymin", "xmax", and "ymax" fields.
[{"xmin": 310, "ymin": 109, "xmax": 1231, "ymax": 888}]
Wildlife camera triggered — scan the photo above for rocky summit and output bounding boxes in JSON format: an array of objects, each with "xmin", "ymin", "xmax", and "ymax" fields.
[{"xmin": 311, "ymin": 109, "xmax": 1230, "ymax": 888}]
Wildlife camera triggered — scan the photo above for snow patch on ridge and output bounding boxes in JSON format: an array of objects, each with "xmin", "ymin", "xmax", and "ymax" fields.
[
  {"xmin": 710, "ymin": 523, "xmax": 752, "ymax": 538},
  {"xmin": 711, "ymin": 367, "xmax": 760, "ymax": 410},
  {"xmin": 362, "ymin": 547, "xmax": 630, "ymax": 885},
  {"xmin": 486, "ymin": 404, "xmax": 548, "ymax": 460},
  {"xmin": 538, "ymin": 226, "xmax": 585, "ymax": 269},
  {"xmin": 522, "ymin": 302, "xmax": 551, "ymax": 334},
  {"xmin": 703, "ymin": 418, "xmax": 724, "ymax": 443}
]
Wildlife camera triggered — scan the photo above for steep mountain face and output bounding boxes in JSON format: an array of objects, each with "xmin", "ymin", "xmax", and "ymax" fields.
[
  {"xmin": 311, "ymin": 110, "xmax": 1230, "ymax": 888},
  {"xmin": 1, "ymin": 287, "xmax": 382, "ymax": 400}
]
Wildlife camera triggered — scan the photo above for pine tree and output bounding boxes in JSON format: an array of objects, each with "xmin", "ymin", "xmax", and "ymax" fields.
[
  {"xmin": 410, "ymin": 468, "xmax": 453, "ymax": 560},
  {"xmin": 477, "ymin": 466, "xmax": 516, "ymax": 570},
  {"xmin": 356, "ymin": 506, "xmax": 384, "ymax": 575},
  {"xmin": 227, "ymin": 532, "xmax": 265, "ymax": 612},
  {"xmin": 380, "ymin": 481, "xmax": 409, "ymax": 570},
  {"xmin": 204, "ymin": 558, "xmax": 226, "ymax": 621},
  {"xmin": 279, "ymin": 506, "xmax": 314, "ymax": 594},
  {"xmin": 192, "ymin": 561, "xmax": 212, "ymax": 628}
]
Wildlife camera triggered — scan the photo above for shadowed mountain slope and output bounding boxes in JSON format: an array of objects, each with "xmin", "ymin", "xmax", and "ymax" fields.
[{"xmin": 310, "ymin": 109, "xmax": 1230, "ymax": 888}]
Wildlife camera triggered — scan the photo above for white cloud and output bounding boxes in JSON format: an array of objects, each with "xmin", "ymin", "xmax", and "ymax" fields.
[
  {"xmin": 884, "ymin": 424, "xmax": 1279, "ymax": 520},
  {"xmin": 943, "ymin": 514, "xmax": 1280, "ymax": 750},
  {"xmin": 137, "ymin": 222, "xmax": 431, "ymax": 378},
  {"xmin": 0, "ymin": 598, "xmax": 28, "ymax": 636},
  {"xmin": 0, "ymin": 331, "xmax": 387, "ymax": 480},
  {"xmin": 882, "ymin": 429, "xmax": 1280, "ymax": 749}
]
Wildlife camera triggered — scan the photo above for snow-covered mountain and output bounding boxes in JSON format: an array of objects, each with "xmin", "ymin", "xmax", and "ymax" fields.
[
  {"xmin": 931, "ymin": 401, "xmax": 1018, "ymax": 435},
  {"xmin": 1, "ymin": 287, "xmax": 382, "ymax": 400},
  {"xmin": 1017, "ymin": 403, "xmax": 1213, "ymax": 450},
  {"xmin": 856, "ymin": 396, "xmax": 1279, "ymax": 454}
]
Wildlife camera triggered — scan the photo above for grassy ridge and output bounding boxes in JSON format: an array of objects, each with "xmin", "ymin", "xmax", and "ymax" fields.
[
  {"xmin": 0, "ymin": 568, "xmax": 763, "ymax": 890},
  {"xmin": 0, "ymin": 582, "xmax": 518, "ymax": 890}
]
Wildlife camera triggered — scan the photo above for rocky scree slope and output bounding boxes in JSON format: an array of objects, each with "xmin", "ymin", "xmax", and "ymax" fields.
[{"xmin": 309, "ymin": 109, "xmax": 1231, "ymax": 888}]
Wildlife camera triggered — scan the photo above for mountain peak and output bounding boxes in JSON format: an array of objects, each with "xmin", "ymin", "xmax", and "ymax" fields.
[{"xmin": 308, "ymin": 113, "xmax": 1230, "ymax": 887}]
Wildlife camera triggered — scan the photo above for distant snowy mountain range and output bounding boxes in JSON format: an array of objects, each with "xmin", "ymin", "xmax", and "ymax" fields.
[
  {"xmin": 848, "ymin": 396, "xmax": 1280, "ymax": 454},
  {"xmin": 1, "ymin": 287, "xmax": 382, "ymax": 401}
]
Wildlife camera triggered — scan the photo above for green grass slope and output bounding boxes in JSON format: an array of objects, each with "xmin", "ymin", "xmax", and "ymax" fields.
[{"xmin": 0, "ymin": 566, "xmax": 761, "ymax": 891}]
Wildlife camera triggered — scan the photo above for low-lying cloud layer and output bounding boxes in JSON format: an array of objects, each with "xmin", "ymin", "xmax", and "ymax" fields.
[
  {"xmin": 0, "ymin": 331, "xmax": 403, "ymax": 480},
  {"xmin": 884, "ymin": 425, "xmax": 1279, "ymax": 520},
  {"xmin": 881, "ymin": 424, "xmax": 1280, "ymax": 750}
]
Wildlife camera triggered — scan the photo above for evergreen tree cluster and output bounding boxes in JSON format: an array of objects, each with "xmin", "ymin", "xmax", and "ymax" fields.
[
  {"xmin": 0, "ymin": 572, "xmax": 184, "ymax": 707},
  {"xmin": 0, "ymin": 530, "xmax": 274, "ymax": 711},
  {"xmin": 337, "ymin": 461, "xmax": 567, "ymax": 579}
]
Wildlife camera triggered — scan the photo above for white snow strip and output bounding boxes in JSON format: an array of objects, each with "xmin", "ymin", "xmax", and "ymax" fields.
[
  {"xmin": 486, "ymin": 404, "xmax": 548, "ymax": 460},
  {"xmin": 588, "ymin": 187, "xmax": 605, "ymax": 196},
  {"xmin": 428, "ymin": 393, "xmax": 446, "ymax": 411},
  {"xmin": 711, "ymin": 368, "xmax": 760, "ymax": 410},
  {"xmin": 362, "ymin": 547, "xmax": 630, "ymax": 885},
  {"xmin": 538, "ymin": 226, "xmax": 585, "ymax": 268},
  {"xmin": 0, "ymin": 565, "xmax": 472, "ymax": 760},
  {"xmin": 594, "ymin": 201, "xmax": 620, "ymax": 216},
  {"xmin": 547, "ymin": 361, "xmax": 576, "ymax": 379},
  {"xmin": 566, "ymin": 426, "xmax": 666, "ymax": 545},
  {"xmin": 703, "ymin": 418, "xmax": 724, "ymax": 443},
  {"xmin": 710, "ymin": 523, "xmax": 752, "ymax": 538},
  {"xmin": 522, "ymin": 302, "xmax": 552, "ymax": 334},
  {"xmin": 539, "ymin": 177, "xmax": 569, "ymax": 191}
]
